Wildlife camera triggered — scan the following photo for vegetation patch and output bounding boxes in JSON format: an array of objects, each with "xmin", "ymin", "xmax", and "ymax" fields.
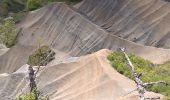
[
  {"xmin": 17, "ymin": 89, "xmax": 49, "ymax": 100},
  {"xmin": 0, "ymin": 19, "xmax": 18, "ymax": 47},
  {"xmin": 107, "ymin": 51, "xmax": 170, "ymax": 98},
  {"xmin": 59, "ymin": 0, "xmax": 83, "ymax": 5},
  {"xmin": 0, "ymin": 0, "xmax": 27, "ymax": 17},
  {"xmin": 17, "ymin": 91, "xmax": 38, "ymax": 100},
  {"xmin": 27, "ymin": 45, "xmax": 55, "ymax": 66},
  {"xmin": 26, "ymin": 0, "xmax": 43, "ymax": 11},
  {"xmin": 26, "ymin": 0, "xmax": 82, "ymax": 11},
  {"xmin": 0, "ymin": 0, "xmax": 82, "ymax": 17},
  {"xmin": 12, "ymin": 11, "xmax": 27, "ymax": 23}
]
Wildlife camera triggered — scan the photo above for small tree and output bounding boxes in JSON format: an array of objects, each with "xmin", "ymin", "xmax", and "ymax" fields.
[
  {"xmin": 26, "ymin": 0, "xmax": 43, "ymax": 11},
  {"xmin": 17, "ymin": 45, "xmax": 55, "ymax": 100}
]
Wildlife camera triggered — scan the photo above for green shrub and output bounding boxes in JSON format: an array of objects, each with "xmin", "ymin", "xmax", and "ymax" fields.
[
  {"xmin": 17, "ymin": 92, "xmax": 37, "ymax": 100},
  {"xmin": 0, "ymin": 0, "xmax": 82, "ymax": 17},
  {"xmin": 17, "ymin": 89, "xmax": 49, "ymax": 100},
  {"xmin": 3, "ymin": 0, "xmax": 27, "ymax": 12},
  {"xmin": 0, "ymin": 0, "xmax": 27, "ymax": 17},
  {"xmin": 58, "ymin": 0, "xmax": 82, "ymax": 5},
  {"xmin": 27, "ymin": 45, "xmax": 55, "ymax": 66},
  {"xmin": 26, "ymin": 0, "xmax": 82, "ymax": 11},
  {"xmin": 26, "ymin": 0, "xmax": 42, "ymax": 11},
  {"xmin": 0, "ymin": 19, "xmax": 18, "ymax": 47},
  {"xmin": 67, "ymin": 0, "xmax": 82, "ymax": 4},
  {"xmin": 108, "ymin": 51, "xmax": 170, "ymax": 98}
]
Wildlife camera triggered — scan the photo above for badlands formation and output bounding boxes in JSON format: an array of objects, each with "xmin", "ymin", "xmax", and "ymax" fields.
[{"xmin": 0, "ymin": 0, "xmax": 170, "ymax": 99}]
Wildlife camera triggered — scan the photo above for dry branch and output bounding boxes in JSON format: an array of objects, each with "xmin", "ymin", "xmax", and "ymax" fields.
[
  {"xmin": 28, "ymin": 65, "xmax": 38, "ymax": 100},
  {"xmin": 120, "ymin": 48, "xmax": 166, "ymax": 100}
]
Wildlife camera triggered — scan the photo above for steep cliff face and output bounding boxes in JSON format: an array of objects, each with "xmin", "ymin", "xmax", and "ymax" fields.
[{"xmin": 76, "ymin": 0, "xmax": 170, "ymax": 49}]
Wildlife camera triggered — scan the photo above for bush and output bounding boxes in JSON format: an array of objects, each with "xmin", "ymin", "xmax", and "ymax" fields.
[
  {"xmin": 26, "ymin": 0, "xmax": 42, "ymax": 11},
  {"xmin": 0, "ymin": 19, "xmax": 18, "ymax": 47},
  {"xmin": 0, "ymin": 0, "xmax": 82, "ymax": 17},
  {"xmin": 108, "ymin": 51, "xmax": 170, "ymax": 98},
  {"xmin": 26, "ymin": 0, "xmax": 82, "ymax": 11},
  {"xmin": 12, "ymin": 11, "xmax": 27, "ymax": 23},
  {"xmin": 27, "ymin": 45, "xmax": 55, "ymax": 66},
  {"xmin": 0, "ymin": 0, "xmax": 27, "ymax": 17},
  {"xmin": 17, "ymin": 89, "xmax": 49, "ymax": 100},
  {"xmin": 58, "ymin": 0, "xmax": 82, "ymax": 5},
  {"xmin": 3, "ymin": 0, "xmax": 27, "ymax": 12},
  {"xmin": 17, "ymin": 92, "xmax": 37, "ymax": 100}
]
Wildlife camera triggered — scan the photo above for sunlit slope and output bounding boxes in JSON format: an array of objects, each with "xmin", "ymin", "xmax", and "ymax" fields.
[
  {"xmin": 76, "ymin": 0, "xmax": 170, "ymax": 48},
  {"xmin": 0, "ymin": 45, "xmax": 34, "ymax": 73},
  {"xmin": 0, "ymin": 49, "xmax": 163, "ymax": 100}
]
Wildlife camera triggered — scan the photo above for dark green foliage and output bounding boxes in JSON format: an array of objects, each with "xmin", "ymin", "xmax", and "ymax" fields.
[
  {"xmin": 108, "ymin": 51, "xmax": 170, "ymax": 98},
  {"xmin": 26, "ymin": 0, "xmax": 42, "ymax": 11},
  {"xmin": 26, "ymin": 0, "xmax": 82, "ymax": 11},
  {"xmin": 59, "ymin": 0, "xmax": 82, "ymax": 5},
  {"xmin": 27, "ymin": 45, "xmax": 55, "ymax": 66},
  {"xmin": 12, "ymin": 11, "xmax": 27, "ymax": 23},
  {"xmin": 0, "ymin": 19, "xmax": 18, "ymax": 47},
  {"xmin": 3, "ymin": 0, "xmax": 27, "ymax": 12},
  {"xmin": 0, "ymin": 0, "xmax": 27, "ymax": 17},
  {"xmin": 0, "ymin": 2, "xmax": 8, "ymax": 17},
  {"xmin": 0, "ymin": 0, "xmax": 82, "ymax": 17}
]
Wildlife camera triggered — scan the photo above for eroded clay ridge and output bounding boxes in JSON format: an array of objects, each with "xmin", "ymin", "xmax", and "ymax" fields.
[
  {"xmin": 0, "ymin": 2, "xmax": 168, "ymax": 100},
  {"xmin": 1, "ymin": 2, "xmax": 170, "ymax": 74},
  {"xmin": 0, "ymin": 49, "xmax": 162, "ymax": 100},
  {"xmin": 76, "ymin": 0, "xmax": 170, "ymax": 48},
  {"xmin": 17, "ymin": 3, "xmax": 170, "ymax": 64}
]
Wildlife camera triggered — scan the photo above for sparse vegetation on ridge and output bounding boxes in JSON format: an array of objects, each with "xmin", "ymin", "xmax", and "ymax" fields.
[
  {"xmin": 17, "ymin": 90, "xmax": 39, "ymax": 100},
  {"xmin": 0, "ymin": 0, "xmax": 82, "ymax": 17},
  {"xmin": 0, "ymin": 0, "xmax": 27, "ymax": 17},
  {"xmin": 17, "ymin": 90, "xmax": 49, "ymax": 100},
  {"xmin": 26, "ymin": 0, "xmax": 82, "ymax": 11},
  {"xmin": 108, "ymin": 51, "xmax": 170, "ymax": 99},
  {"xmin": 0, "ymin": 19, "xmax": 18, "ymax": 47}
]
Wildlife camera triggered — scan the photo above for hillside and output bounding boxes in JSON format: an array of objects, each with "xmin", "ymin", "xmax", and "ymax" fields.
[
  {"xmin": 0, "ymin": 0, "xmax": 170, "ymax": 100},
  {"xmin": 76, "ymin": 0, "xmax": 170, "ymax": 49},
  {"xmin": 0, "ymin": 49, "xmax": 163, "ymax": 99},
  {"xmin": 1, "ymin": 2, "xmax": 170, "ymax": 74}
]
